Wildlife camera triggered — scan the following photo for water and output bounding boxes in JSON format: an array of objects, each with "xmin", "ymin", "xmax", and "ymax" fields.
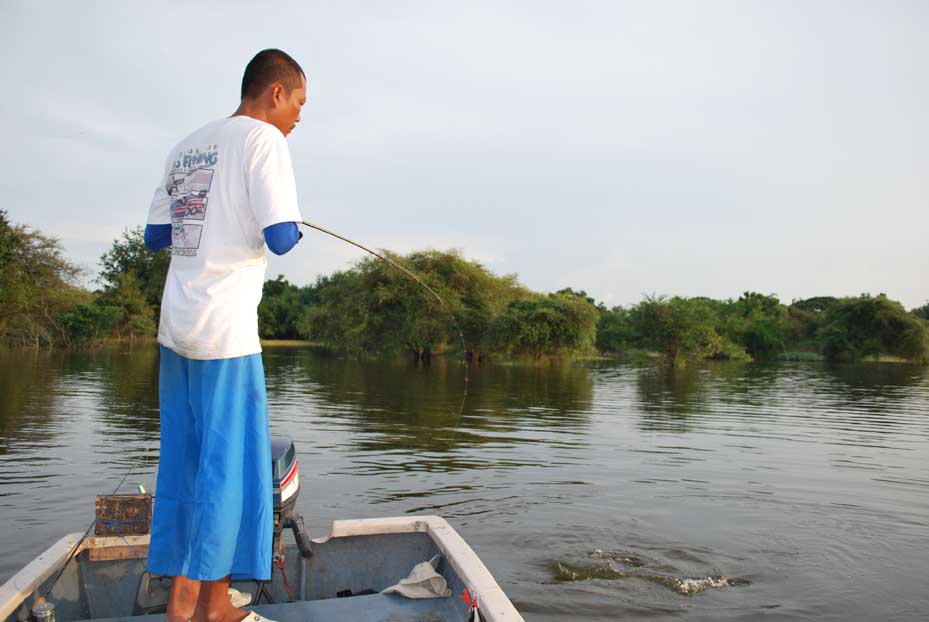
[{"xmin": 1, "ymin": 345, "xmax": 928, "ymax": 621}]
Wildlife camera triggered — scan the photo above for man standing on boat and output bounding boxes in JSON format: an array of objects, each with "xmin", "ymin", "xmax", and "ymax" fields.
[{"xmin": 143, "ymin": 49, "xmax": 306, "ymax": 622}]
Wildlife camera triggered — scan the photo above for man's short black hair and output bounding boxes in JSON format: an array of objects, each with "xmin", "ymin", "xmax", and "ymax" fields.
[{"xmin": 241, "ymin": 49, "xmax": 305, "ymax": 100}]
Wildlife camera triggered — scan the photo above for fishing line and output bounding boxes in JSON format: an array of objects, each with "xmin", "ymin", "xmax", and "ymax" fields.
[
  {"xmin": 300, "ymin": 220, "xmax": 471, "ymax": 396},
  {"xmin": 41, "ymin": 446, "xmax": 151, "ymax": 598}
]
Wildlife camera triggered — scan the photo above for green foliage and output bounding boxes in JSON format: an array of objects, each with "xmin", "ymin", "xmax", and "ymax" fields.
[
  {"xmin": 911, "ymin": 302, "xmax": 929, "ymax": 321},
  {"xmin": 4, "ymin": 211, "xmax": 927, "ymax": 365},
  {"xmin": 95, "ymin": 272, "xmax": 157, "ymax": 338},
  {"xmin": 596, "ymin": 292, "xmax": 929, "ymax": 366},
  {"xmin": 631, "ymin": 295, "xmax": 749, "ymax": 364},
  {"xmin": 299, "ymin": 250, "xmax": 527, "ymax": 358},
  {"xmin": 722, "ymin": 292, "xmax": 788, "ymax": 360},
  {"xmin": 486, "ymin": 293, "xmax": 600, "ymax": 358},
  {"xmin": 0, "ymin": 216, "xmax": 161, "ymax": 346},
  {"xmin": 97, "ymin": 227, "xmax": 170, "ymax": 317},
  {"xmin": 786, "ymin": 296, "xmax": 837, "ymax": 348},
  {"xmin": 258, "ymin": 275, "xmax": 317, "ymax": 339},
  {"xmin": 0, "ymin": 210, "xmax": 86, "ymax": 347},
  {"xmin": 596, "ymin": 306, "xmax": 638, "ymax": 353},
  {"xmin": 60, "ymin": 304, "xmax": 121, "ymax": 343},
  {"xmin": 298, "ymin": 270, "xmax": 368, "ymax": 352},
  {"xmin": 818, "ymin": 295, "xmax": 929, "ymax": 363},
  {"xmin": 64, "ymin": 226, "xmax": 167, "ymax": 343},
  {"xmin": 301, "ymin": 254, "xmax": 448, "ymax": 357},
  {"xmin": 555, "ymin": 288, "xmax": 597, "ymax": 306},
  {"xmin": 791, "ymin": 296, "xmax": 839, "ymax": 313}
]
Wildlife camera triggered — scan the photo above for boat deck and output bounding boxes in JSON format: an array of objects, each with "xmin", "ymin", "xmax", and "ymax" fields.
[{"xmin": 84, "ymin": 595, "xmax": 464, "ymax": 622}]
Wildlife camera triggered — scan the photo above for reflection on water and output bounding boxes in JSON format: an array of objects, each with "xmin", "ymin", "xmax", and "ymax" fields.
[{"xmin": 2, "ymin": 345, "xmax": 929, "ymax": 621}]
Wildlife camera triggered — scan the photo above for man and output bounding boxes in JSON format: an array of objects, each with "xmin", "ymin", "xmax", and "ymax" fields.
[{"xmin": 143, "ymin": 49, "xmax": 307, "ymax": 622}]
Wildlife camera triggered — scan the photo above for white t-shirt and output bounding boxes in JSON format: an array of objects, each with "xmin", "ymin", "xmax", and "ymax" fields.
[{"xmin": 147, "ymin": 116, "xmax": 302, "ymax": 360}]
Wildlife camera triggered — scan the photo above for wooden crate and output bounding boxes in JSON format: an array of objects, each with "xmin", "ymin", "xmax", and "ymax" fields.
[{"xmin": 94, "ymin": 494, "xmax": 152, "ymax": 537}]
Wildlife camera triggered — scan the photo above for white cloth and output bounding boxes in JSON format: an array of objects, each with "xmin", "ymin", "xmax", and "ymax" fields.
[
  {"xmin": 382, "ymin": 555, "xmax": 452, "ymax": 599},
  {"xmin": 147, "ymin": 117, "xmax": 302, "ymax": 360},
  {"xmin": 227, "ymin": 587, "xmax": 252, "ymax": 607}
]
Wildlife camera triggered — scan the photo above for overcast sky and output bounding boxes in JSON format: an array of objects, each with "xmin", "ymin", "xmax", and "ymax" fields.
[{"xmin": 1, "ymin": 1, "xmax": 927, "ymax": 308}]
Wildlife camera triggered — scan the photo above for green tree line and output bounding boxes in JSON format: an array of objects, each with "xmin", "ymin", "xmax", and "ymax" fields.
[
  {"xmin": 596, "ymin": 292, "xmax": 929, "ymax": 364},
  {"xmin": 2, "ymin": 211, "xmax": 928, "ymax": 364}
]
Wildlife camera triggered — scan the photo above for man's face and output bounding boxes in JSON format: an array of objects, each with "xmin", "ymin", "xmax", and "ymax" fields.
[{"xmin": 270, "ymin": 76, "xmax": 307, "ymax": 137}]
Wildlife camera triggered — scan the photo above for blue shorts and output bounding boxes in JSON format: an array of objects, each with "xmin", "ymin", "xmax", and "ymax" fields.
[{"xmin": 147, "ymin": 346, "xmax": 273, "ymax": 581}]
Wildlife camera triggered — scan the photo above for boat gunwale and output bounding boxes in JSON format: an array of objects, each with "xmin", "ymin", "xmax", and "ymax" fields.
[{"xmin": 0, "ymin": 532, "xmax": 84, "ymax": 621}]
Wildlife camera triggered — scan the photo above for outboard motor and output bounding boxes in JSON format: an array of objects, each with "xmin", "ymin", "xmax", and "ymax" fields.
[{"xmin": 270, "ymin": 436, "xmax": 313, "ymax": 560}]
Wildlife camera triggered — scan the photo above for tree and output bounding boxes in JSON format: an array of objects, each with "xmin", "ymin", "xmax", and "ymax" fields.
[
  {"xmin": 0, "ymin": 211, "xmax": 86, "ymax": 347},
  {"xmin": 299, "ymin": 249, "xmax": 528, "ymax": 359},
  {"xmin": 724, "ymin": 292, "xmax": 788, "ymax": 360},
  {"xmin": 258, "ymin": 275, "xmax": 316, "ymax": 339},
  {"xmin": 486, "ymin": 292, "xmax": 600, "ymax": 359},
  {"xmin": 596, "ymin": 306, "xmax": 638, "ymax": 353},
  {"xmin": 818, "ymin": 295, "xmax": 929, "ymax": 363},
  {"xmin": 791, "ymin": 296, "xmax": 839, "ymax": 313},
  {"xmin": 630, "ymin": 296, "xmax": 748, "ymax": 364},
  {"xmin": 299, "ymin": 254, "xmax": 449, "ymax": 358},
  {"xmin": 555, "ymin": 288, "xmax": 597, "ymax": 306},
  {"xmin": 96, "ymin": 272, "xmax": 157, "ymax": 339},
  {"xmin": 97, "ymin": 227, "xmax": 170, "ymax": 319},
  {"xmin": 911, "ymin": 302, "xmax": 929, "ymax": 322},
  {"xmin": 298, "ymin": 269, "xmax": 371, "ymax": 353},
  {"xmin": 60, "ymin": 304, "xmax": 121, "ymax": 344}
]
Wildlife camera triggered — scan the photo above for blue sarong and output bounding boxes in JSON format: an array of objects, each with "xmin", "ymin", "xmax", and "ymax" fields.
[{"xmin": 147, "ymin": 346, "xmax": 273, "ymax": 581}]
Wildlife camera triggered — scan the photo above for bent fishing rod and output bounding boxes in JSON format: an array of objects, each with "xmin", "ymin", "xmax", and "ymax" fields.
[{"xmin": 299, "ymin": 220, "xmax": 470, "ymax": 392}]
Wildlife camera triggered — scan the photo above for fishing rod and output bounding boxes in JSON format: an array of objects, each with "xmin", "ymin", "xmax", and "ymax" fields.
[
  {"xmin": 299, "ymin": 220, "xmax": 470, "ymax": 392},
  {"xmin": 40, "ymin": 447, "xmax": 151, "ymax": 599}
]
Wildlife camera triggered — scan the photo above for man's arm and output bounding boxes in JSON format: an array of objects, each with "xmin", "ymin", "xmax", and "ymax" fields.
[
  {"xmin": 263, "ymin": 221, "xmax": 302, "ymax": 255},
  {"xmin": 146, "ymin": 150, "xmax": 175, "ymax": 251},
  {"xmin": 144, "ymin": 224, "xmax": 172, "ymax": 251},
  {"xmin": 245, "ymin": 125, "xmax": 303, "ymax": 250}
]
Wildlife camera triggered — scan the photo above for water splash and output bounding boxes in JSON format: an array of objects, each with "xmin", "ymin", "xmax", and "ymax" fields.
[
  {"xmin": 590, "ymin": 548, "xmax": 647, "ymax": 567},
  {"xmin": 670, "ymin": 576, "xmax": 751, "ymax": 595},
  {"xmin": 550, "ymin": 551, "xmax": 751, "ymax": 596}
]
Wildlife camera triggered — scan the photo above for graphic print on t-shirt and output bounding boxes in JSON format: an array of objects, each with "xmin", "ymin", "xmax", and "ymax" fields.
[{"xmin": 167, "ymin": 146, "xmax": 218, "ymax": 256}]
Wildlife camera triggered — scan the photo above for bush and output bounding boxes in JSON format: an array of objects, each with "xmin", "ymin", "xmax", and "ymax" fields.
[
  {"xmin": 596, "ymin": 306, "xmax": 638, "ymax": 353},
  {"xmin": 486, "ymin": 293, "xmax": 600, "ymax": 359},
  {"xmin": 61, "ymin": 304, "xmax": 121, "ymax": 344},
  {"xmin": 631, "ymin": 296, "xmax": 748, "ymax": 364},
  {"xmin": 818, "ymin": 295, "xmax": 929, "ymax": 363}
]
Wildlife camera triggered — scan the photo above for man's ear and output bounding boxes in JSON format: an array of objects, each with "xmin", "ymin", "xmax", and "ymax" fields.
[{"xmin": 270, "ymin": 83, "xmax": 285, "ymax": 106}]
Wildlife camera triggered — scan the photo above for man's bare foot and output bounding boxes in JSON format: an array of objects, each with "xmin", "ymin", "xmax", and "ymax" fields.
[{"xmin": 191, "ymin": 605, "xmax": 248, "ymax": 622}]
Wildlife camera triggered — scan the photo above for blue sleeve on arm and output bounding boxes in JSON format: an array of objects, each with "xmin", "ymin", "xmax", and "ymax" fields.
[
  {"xmin": 144, "ymin": 224, "xmax": 172, "ymax": 251},
  {"xmin": 263, "ymin": 222, "xmax": 302, "ymax": 256}
]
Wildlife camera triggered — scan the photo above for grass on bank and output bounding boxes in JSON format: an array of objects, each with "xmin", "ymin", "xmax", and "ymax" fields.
[{"xmin": 260, "ymin": 339, "xmax": 322, "ymax": 347}]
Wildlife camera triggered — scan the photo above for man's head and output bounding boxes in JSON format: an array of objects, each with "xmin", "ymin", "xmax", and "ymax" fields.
[{"xmin": 240, "ymin": 49, "xmax": 307, "ymax": 136}]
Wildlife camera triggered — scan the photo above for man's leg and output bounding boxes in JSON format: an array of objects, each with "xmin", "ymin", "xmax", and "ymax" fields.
[
  {"xmin": 148, "ymin": 347, "xmax": 198, "ymax": 583},
  {"xmin": 188, "ymin": 354, "xmax": 273, "ymax": 581},
  {"xmin": 167, "ymin": 576, "xmax": 200, "ymax": 622},
  {"xmin": 191, "ymin": 576, "xmax": 249, "ymax": 622}
]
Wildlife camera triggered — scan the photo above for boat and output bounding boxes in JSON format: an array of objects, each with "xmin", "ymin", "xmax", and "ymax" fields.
[{"xmin": 0, "ymin": 438, "xmax": 523, "ymax": 622}]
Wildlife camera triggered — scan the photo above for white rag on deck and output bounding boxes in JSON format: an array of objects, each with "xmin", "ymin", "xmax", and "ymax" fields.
[{"xmin": 382, "ymin": 555, "xmax": 452, "ymax": 599}]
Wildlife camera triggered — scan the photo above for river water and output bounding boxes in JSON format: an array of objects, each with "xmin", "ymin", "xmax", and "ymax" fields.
[{"xmin": 1, "ymin": 345, "xmax": 927, "ymax": 620}]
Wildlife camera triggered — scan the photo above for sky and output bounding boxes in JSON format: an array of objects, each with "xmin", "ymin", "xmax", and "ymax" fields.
[{"xmin": 1, "ymin": 1, "xmax": 927, "ymax": 308}]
